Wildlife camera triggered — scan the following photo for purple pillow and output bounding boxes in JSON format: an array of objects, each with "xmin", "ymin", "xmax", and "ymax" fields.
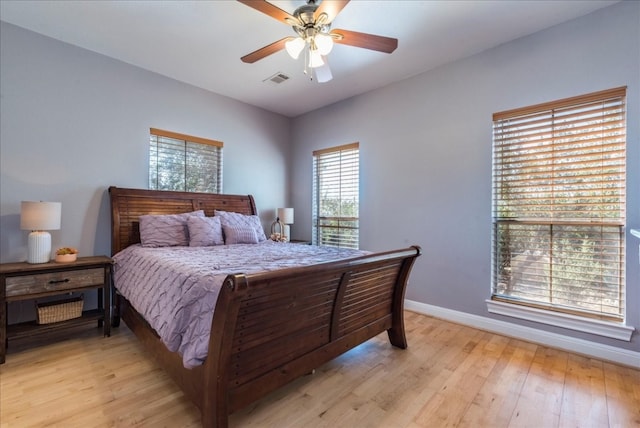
[
  {"xmin": 139, "ymin": 210, "xmax": 204, "ymax": 247},
  {"xmin": 223, "ymin": 225, "xmax": 259, "ymax": 244},
  {"xmin": 187, "ymin": 216, "xmax": 224, "ymax": 246},
  {"xmin": 215, "ymin": 210, "xmax": 266, "ymax": 242}
]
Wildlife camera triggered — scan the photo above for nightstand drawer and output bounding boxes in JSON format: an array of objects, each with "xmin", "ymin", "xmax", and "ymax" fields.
[{"xmin": 5, "ymin": 268, "xmax": 104, "ymax": 297}]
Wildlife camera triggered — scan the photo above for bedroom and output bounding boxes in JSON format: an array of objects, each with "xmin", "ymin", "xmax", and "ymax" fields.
[{"xmin": 0, "ymin": 0, "xmax": 638, "ymax": 426}]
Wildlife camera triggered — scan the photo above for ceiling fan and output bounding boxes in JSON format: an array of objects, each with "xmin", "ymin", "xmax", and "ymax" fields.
[{"xmin": 237, "ymin": 0, "xmax": 398, "ymax": 83}]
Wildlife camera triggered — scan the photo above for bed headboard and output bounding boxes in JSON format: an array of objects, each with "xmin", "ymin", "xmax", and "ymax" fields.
[{"xmin": 109, "ymin": 186, "xmax": 258, "ymax": 255}]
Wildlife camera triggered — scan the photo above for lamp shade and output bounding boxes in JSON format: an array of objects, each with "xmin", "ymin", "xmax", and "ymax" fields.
[
  {"xmin": 285, "ymin": 37, "xmax": 305, "ymax": 60},
  {"xmin": 308, "ymin": 49, "xmax": 324, "ymax": 68},
  {"xmin": 277, "ymin": 208, "xmax": 294, "ymax": 224},
  {"xmin": 314, "ymin": 33, "xmax": 334, "ymax": 55},
  {"xmin": 20, "ymin": 201, "xmax": 61, "ymax": 231}
]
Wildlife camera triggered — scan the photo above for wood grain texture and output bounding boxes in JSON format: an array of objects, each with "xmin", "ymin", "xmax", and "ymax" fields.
[
  {"xmin": 6, "ymin": 268, "xmax": 104, "ymax": 298},
  {"xmin": 2, "ymin": 311, "xmax": 638, "ymax": 427}
]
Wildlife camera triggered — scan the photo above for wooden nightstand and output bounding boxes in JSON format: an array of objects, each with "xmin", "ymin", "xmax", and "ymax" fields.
[{"xmin": 0, "ymin": 255, "xmax": 112, "ymax": 364}]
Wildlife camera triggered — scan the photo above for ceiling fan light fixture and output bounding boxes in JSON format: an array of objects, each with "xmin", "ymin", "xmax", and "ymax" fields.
[
  {"xmin": 239, "ymin": 0, "xmax": 398, "ymax": 82},
  {"xmin": 285, "ymin": 37, "xmax": 305, "ymax": 59},
  {"xmin": 308, "ymin": 49, "xmax": 324, "ymax": 68},
  {"xmin": 314, "ymin": 33, "xmax": 333, "ymax": 55}
]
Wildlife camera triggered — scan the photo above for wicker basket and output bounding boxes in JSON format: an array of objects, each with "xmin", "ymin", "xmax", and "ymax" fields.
[{"xmin": 36, "ymin": 295, "xmax": 84, "ymax": 324}]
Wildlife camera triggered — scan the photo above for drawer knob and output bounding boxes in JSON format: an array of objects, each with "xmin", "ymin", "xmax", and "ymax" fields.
[{"xmin": 48, "ymin": 278, "xmax": 70, "ymax": 285}]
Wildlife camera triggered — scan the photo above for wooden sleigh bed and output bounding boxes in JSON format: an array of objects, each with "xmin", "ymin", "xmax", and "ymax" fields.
[{"xmin": 109, "ymin": 186, "xmax": 421, "ymax": 428}]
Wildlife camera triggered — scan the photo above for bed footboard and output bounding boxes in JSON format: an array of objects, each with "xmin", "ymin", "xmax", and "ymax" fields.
[{"xmin": 200, "ymin": 245, "xmax": 421, "ymax": 427}]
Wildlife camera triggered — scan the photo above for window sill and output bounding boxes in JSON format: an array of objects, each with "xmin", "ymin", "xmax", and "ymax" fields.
[{"xmin": 486, "ymin": 299, "xmax": 634, "ymax": 341}]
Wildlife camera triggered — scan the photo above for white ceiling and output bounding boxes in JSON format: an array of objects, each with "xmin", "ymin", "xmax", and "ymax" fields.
[{"xmin": 0, "ymin": 0, "xmax": 618, "ymax": 117}]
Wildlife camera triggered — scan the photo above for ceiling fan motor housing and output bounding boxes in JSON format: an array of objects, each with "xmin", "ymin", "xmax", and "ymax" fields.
[{"xmin": 288, "ymin": 4, "xmax": 331, "ymax": 39}]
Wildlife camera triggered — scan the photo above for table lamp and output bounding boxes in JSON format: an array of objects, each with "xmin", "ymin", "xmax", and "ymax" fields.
[
  {"xmin": 277, "ymin": 208, "xmax": 294, "ymax": 241},
  {"xmin": 21, "ymin": 201, "xmax": 62, "ymax": 263}
]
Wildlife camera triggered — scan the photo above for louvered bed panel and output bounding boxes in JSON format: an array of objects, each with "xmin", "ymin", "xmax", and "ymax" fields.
[{"xmin": 338, "ymin": 262, "xmax": 403, "ymax": 336}]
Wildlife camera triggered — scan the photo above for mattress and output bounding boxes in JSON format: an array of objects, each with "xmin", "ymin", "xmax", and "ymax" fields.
[{"xmin": 113, "ymin": 241, "xmax": 368, "ymax": 368}]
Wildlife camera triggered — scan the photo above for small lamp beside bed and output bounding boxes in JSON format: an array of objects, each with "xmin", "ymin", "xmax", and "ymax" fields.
[
  {"xmin": 271, "ymin": 207, "xmax": 294, "ymax": 242},
  {"xmin": 278, "ymin": 207, "xmax": 294, "ymax": 240},
  {"xmin": 20, "ymin": 201, "xmax": 62, "ymax": 263}
]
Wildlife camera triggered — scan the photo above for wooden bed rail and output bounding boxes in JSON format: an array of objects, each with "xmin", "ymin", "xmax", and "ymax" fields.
[{"xmin": 200, "ymin": 246, "xmax": 421, "ymax": 427}]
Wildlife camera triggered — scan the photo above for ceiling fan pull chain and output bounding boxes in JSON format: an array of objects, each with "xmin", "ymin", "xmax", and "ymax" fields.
[{"xmin": 303, "ymin": 47, "xmax": 312, "ymax": 81}]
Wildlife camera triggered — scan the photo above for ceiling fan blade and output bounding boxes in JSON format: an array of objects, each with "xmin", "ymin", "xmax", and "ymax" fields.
[
  {"xmin": 241, "ymin": 37, "xmax": 294, "ymax": 63},
  {"xmin": 237, "ymin": 0, "xmax": 296, "ymax": 25},
  {"xmin": 314, "ymin": 58, "xmax": 333, "ymax": 83},
  {"xmin": 314, "ymin": 0, "xmax": 349, "ymax": 23},
  {"xmin": 331, "ymin": 29, "xmax": 398, "ymax": 53}
]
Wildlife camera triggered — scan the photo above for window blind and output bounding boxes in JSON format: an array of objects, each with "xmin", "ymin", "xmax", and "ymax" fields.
[
  {"xmin": 312, "ymin": 142, "xmax": 359, "ymax": 249},
  {"xmin": 491, "ymin": 87, "xmax": 626, "ymax": 320},
  {"xmin": 149, "ymin": 128, "xmax": 223, "ymax": 193}
]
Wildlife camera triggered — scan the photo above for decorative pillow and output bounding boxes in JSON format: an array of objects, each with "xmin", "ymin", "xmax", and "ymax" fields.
[
  {"xmin": 139, "ymin": 210, "xmax": 205, "ymax": 247},
  {"xmin": 223, "ymin": 225, "xmax": 259, "ymax": 245},
  {"xmin": 214, "ymin": 210, "xmax": 267, "ymax": 242},
  {"xmin": 187, "ymin": 216, "xmax": 224, "ymax": 247}
]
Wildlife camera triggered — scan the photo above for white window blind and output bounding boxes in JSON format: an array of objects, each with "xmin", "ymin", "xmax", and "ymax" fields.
[
  {"xmin": 149, "ymin": 128, "xmax": 223, "ymax": 193},
  {"xmin": 492, "ymin": 87, "xmax": 626, "ymax": 321},
  {"xmin": 313, "ymin": 143, "xmax": 359, "ymax": 249}
]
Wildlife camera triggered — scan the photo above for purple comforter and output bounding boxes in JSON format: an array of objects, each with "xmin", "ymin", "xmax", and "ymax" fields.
[{"xmin": 113, "ymin": 241, "xmax": 368, "ymax": 368}]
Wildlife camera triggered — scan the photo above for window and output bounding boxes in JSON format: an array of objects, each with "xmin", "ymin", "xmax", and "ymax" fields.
[
  {"xmin": 491, "ymin": 87, "xmax": 626, "ymax": 322},
  {"xmin": 312, "ymin": 143, "xmax": 359, "ymax": 248},
  {"xmin": 149, "ymin": 128, "xmax": 223, "ymax": 193}
]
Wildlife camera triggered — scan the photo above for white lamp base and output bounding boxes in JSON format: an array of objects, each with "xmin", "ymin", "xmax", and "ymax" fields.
[{"xmin": 27, "ymin": 231, "xmax": 52, "ymax": 263}]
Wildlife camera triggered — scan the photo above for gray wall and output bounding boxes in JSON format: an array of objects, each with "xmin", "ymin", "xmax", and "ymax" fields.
[
  {"xmin": 290, "ymin": 1, "xmax": 639, "ymax": 353},
  {"xmin": 0, "ymin": 21, "xmax": 291, "ymax": 261},
  {"xmin": 0, "ymin": 22, "xmax": 290, "ymax": 320}
]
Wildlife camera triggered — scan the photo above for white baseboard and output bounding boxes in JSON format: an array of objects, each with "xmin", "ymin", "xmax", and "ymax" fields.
[{"xmin": 404, "ymin": 299, "xmax": 640, "ymax": 369}]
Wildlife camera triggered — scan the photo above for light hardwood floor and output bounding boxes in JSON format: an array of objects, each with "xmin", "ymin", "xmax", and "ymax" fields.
[{"xmin": 1, "ymin": 311, "xmax": 638, "ymax": 427}]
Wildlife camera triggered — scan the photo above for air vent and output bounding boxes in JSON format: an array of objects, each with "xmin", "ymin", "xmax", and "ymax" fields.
[{"xmin": 263, "ymin": 72, "xmax": 290, "ymax": 85}]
